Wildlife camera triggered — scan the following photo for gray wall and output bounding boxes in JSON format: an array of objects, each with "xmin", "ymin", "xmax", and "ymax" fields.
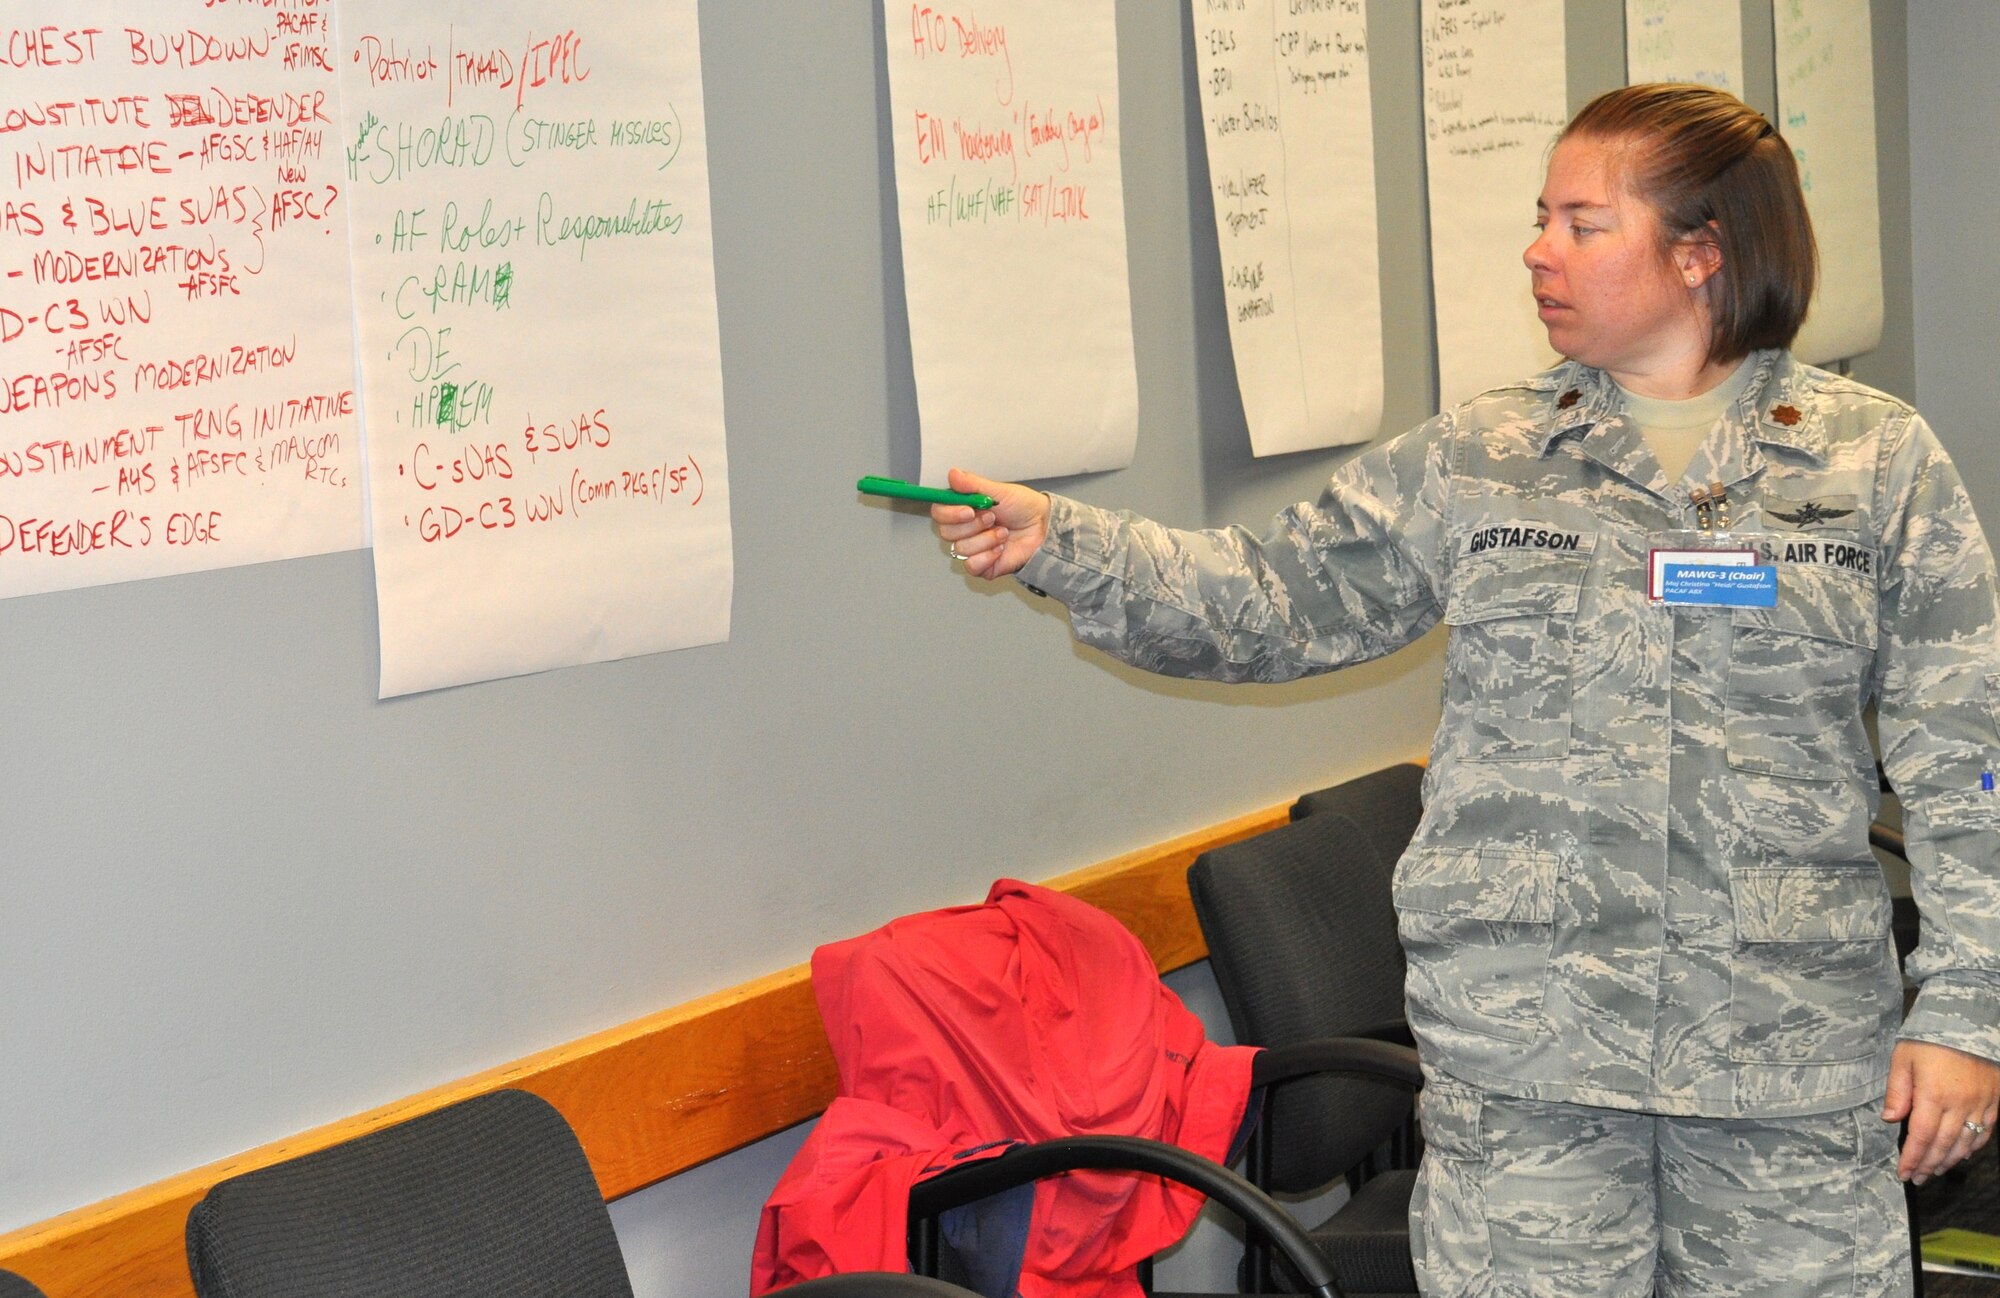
[
  {"xmin": 0, "ymin": 2, "xmax": 1956, "ymax": 1296},
  {"xmin": 1907, "ymin": 2, "xmax": 2000, "ymax": 524}
]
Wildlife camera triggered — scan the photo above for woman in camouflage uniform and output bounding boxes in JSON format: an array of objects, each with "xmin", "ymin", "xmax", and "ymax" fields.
[{"xmin": 932, "ymin": 85, "xmax": 2000, "ymax": 1296}]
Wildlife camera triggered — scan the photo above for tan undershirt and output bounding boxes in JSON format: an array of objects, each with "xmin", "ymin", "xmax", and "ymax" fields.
[{"xmin": 1615, "ymin": 356, "xmax": 1759, "ymax": 483}]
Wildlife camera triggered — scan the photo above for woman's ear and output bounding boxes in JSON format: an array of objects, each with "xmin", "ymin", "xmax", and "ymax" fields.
[{"xmin": 1677, "ymin": 222, "xmax": 1724, "ymax": 288}]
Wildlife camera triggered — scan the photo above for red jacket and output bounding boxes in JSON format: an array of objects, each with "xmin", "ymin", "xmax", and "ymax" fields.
[{"xmin": 751, "ymin": 879, "xmax": 1259, "ymax": 1298}]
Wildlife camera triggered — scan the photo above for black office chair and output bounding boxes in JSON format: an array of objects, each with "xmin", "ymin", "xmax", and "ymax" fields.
[
  {"xmin": 1188, "ymin": 764, "xmax": 1427, "ymax": 1296},
  {"xmin": 1868, "ymin": 769, "xmax": 1931, "ymax": 1298},
  {"xmin": 906, "ymin": 1104, "xmax": 1415, "ymax": 1298},
  {"xmin": 1869, "ymin": 772, "xmax": 1919, "ymax": 966},
  {"xmin": 184, "ymin": 1085, "xmax": 1000, "ymax": 1298},
  {"xmin": 185, "ymin": 1089, "xmax": 633, "ymax": 1298},
  {"xmin": 0, "ymin": 1270, "xmax": 48, "ymax": 1298},
  {"xmin": 1287, "ymin": 764, "xmax": 1426, "ymax": 839},
  {"xmin": 768, "ymin": 879, "xmax": 1420, "ymax": 1298}
]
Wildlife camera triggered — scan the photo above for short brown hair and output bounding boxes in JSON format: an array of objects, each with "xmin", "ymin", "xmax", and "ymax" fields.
[{"xmin": 1562, "ymin": 83, "xmax": 1816, "ymax": 366}]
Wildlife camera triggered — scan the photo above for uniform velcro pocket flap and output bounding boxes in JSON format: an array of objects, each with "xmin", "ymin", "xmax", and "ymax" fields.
[
  {"xmin": 1396, "ymin": 846, "xmax": 1559, "ymax": 923},
  {"xmin": 1444, "ymin": 545, "xmax": 1594, "ymax": 626},
  {"xmin": 1729, "ymin": 562, "xmax": 1877, "ymax": 650},
  {"xmin": 1732, "ymin": 866, "xmax": 1890, "ymax": 943}
]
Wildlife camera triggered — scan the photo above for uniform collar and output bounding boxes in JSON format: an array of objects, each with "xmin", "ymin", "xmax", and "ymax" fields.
[
  {"xmin": 1534, "ymin": 361, "xmax": 1653, "ymax": 491},
  {"xmin": 1532, "ymin": 351, "xmax": 1829, "ymax": 499},
  {"xmin": 1742, "ymin": 350, "xmax": 1830, "ymax": 461}
]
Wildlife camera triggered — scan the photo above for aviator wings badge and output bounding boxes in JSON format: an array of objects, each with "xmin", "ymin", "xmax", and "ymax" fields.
[{"xmin": 1767, "ymin": 498, "xmax": 1857, "ymax": 529}]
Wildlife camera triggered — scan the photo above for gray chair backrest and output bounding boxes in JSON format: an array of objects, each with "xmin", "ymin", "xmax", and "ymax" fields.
[
  {"xmin": 1189, "ymin": 764, "xmax": 1423, "ymax": 1192},
  {"xmin": 0, "ymin": 1270, "xmax": 49, "ymax": 1298},
  {"xmin": 185, "ymin": 1089, "xmax": 634, "ymax": 1298}
]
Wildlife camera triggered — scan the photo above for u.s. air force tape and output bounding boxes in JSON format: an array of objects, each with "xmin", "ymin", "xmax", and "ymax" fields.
[{"xmin": 1760, "ymin": 537, "xmax": 1876, "ymax": 577}]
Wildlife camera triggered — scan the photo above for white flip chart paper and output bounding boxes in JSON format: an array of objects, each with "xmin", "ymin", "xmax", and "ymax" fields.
[
  {"xmin": 1625, "ymin": 0, "xmax": 1744, "ymax": 94},
  {"xmin": 1190, "ymin": 0, "xmax": 1384, "ymax": 456},
  {"xmin": 0, "ymin": 4, "xmax": 363, "ymax": 598},
  {"xmin": 884, "ymin": 1, "xmax": 1139, "ymax": 485},
  {"xmin": 1422, "ymin": 0, "xmax": 1565, "ymax": 410},
  {"xmin": 1775, "ymin": 0, "xmax": 1884, "ymax": 365},
  {"xmin": 338, "ymin": 0, "xmax": 732, "ymax": 696}
]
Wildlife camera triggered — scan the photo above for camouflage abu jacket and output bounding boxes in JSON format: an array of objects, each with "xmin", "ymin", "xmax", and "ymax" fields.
[{"xmin": 1017, "ymin": 350, "xmax": 2000, "ymax": 1117}]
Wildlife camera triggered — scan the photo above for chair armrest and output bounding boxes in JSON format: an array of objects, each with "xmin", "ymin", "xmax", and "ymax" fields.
[
  {"xmin": 1870, "ymin": 822, "xmax": 1906, "ymax": 862},
  {"xmin": 1234, "ymin": 1037, "xmax": 1424, "ymax": 1295},
  {"xmin": 906, "ymin": 1134, "xmax": 1347, "ymax": 1298},
  {"xmin": 1351, "ymin": 1018, "xmax": 1417, "ymax": 1047},
  {"xmin": 1250, "ymin": 1036, "xmax": 1423, "ymax": 1092}
]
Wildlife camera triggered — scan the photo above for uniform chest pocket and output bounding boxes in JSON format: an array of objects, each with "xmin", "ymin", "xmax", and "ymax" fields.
[
  {"xmin": 1724, "ymin": 562, "xmax": 1878, "ymax": 781},
  {"xmin": 1444, "ymin": 545, "xmax": 1594, "ymax": 761}
]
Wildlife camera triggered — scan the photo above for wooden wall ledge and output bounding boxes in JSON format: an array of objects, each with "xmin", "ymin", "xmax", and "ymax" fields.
[{"xmin": 0, "ymin": 802, "xmax": 1292, "ymax": 1298}]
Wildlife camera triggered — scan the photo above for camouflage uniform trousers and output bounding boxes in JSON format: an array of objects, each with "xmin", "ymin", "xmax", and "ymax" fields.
[{"xmin": 1410, "ymin": 1072, "xmax": 1910, "ymax": 1297}]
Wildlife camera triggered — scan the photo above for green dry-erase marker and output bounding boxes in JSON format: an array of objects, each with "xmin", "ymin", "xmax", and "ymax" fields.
[{"xmin": 856, "ymin": 475, "xmax": 997, "ymax": 510}]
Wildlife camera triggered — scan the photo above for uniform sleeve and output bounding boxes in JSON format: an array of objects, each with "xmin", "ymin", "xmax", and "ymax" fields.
[
  {"xmin": 1014, "ymin": 416, "xmax": 1452, "ymax": 684},
  {"xmin": 1872, "ymin": 413, "xmax": 2000, "ymax": 1063}
]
